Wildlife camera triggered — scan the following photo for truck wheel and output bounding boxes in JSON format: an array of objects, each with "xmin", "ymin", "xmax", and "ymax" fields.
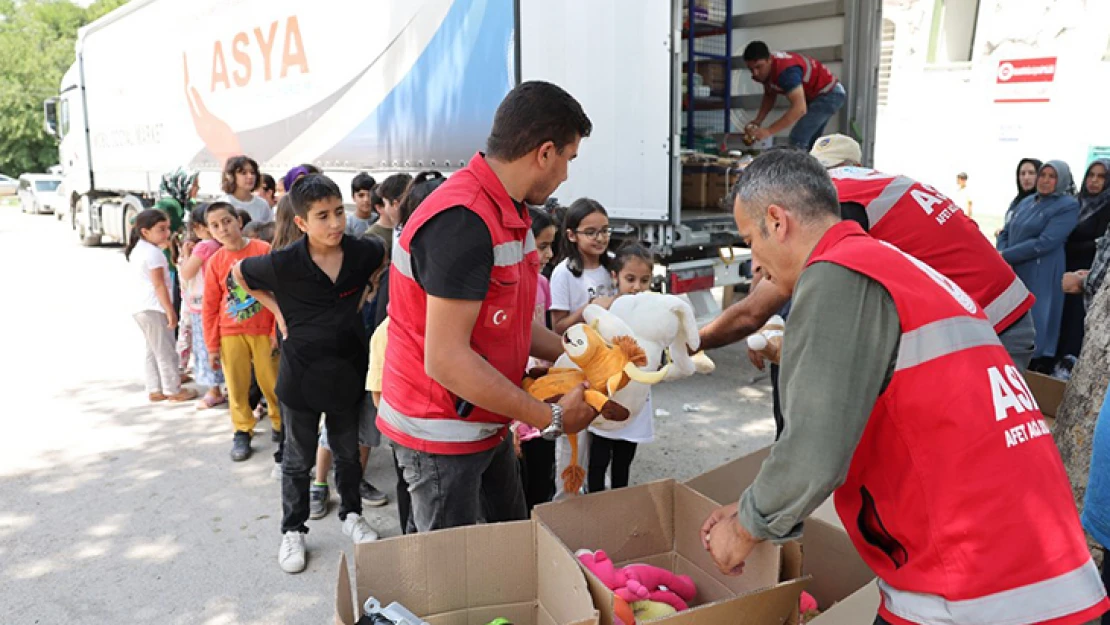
[
  {"xmin": 78, "ymin": 221, "xmax": 101, "ymax": 247},
  {"xmin": 122, "ymin": 205, "xmax": 138, "ymax": 248}
]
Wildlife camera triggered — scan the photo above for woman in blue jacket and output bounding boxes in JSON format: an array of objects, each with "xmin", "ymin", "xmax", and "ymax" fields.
[{"xmin": 997, "ymin": 160, "xmax": 1079, "ymax": 373}]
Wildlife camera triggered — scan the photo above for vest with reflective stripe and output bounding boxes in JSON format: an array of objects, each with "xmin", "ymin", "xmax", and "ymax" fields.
[
  {"xmin": 381, "ymin": 152, "xmax": 539, "ymax": 455},
  {"xmin": 808, "ymin": 222, "xmax": 1107, "ymax": 625},
  {"xmin": 830, "ymin": 166, "xmax": 1034, "ymax": 333},
  {"xmin": 766, "ymin": 51, "xmax": 838, "ymax": 101}
]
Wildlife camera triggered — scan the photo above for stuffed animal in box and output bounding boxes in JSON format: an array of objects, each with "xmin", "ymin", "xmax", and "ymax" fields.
[
  {"xmin": 523, "ymin": 322, "xmax": 669, "ymax": 493},
  {"xmin": 576, "ymin": 549, "xmax": 698, "ymax": 612}
]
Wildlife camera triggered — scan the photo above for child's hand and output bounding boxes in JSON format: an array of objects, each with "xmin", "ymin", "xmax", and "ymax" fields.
[
  {"xmin": 512, "ymin": 427, "xmax": 523, "ymax": 458},
  {"xmin": 276, "ymin": 317, "xmax": 288, "ymax": 340},
  {"xmin": 208, "ymin": 353, "xmax": 221, "ymax": 370},
  {"xmin": 591, "ymin": 295, "xmax": 616, "ymax": 310},
  {"xmin": 270, "ymin": 334, "xmax": 279, "ymax": 353},
  {"xmin": 166, "ymin": 309, "xmax": 178, "ymax": 330}
]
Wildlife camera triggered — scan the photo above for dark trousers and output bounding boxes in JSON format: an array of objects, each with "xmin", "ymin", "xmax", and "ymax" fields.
[
  {"xmin": 392, "ymin": 434, "xmax": 527, "ymax": 532},
  {"xmin": 770, "ymin": 363, "xmax": 784, "ymax": 440},
  {"xmin": 248, "ymin": 374, "xmax": 263, "ymax": 411},
  {"xmin": 588, "ymin": 435, "xmax": 638, "ymax": 492},
  {"xmin": 873, "ymin": 617, "xmax": 890, "ymax": 625},
  {"xmin": 281, "ymin": 402, "xmax": 362, "ymax": 533},
  {"xmin": 1103, "ymin": 555, "xmax": 1110, "ymax": 625},
  {"xmin": 519, "ymin": 437, "xmax": 556, "ymax": 510},
  {"xmin": 391, "ymin": 445, "xmax": 413, "ymax": 535}
]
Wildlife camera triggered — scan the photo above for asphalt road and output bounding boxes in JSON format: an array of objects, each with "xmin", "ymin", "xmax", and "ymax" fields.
[{"xmin": 0, "ymin": 205, "xmax": 774, "ymax": 625}]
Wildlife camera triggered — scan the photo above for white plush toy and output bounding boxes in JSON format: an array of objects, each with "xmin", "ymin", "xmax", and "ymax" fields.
[{"xmin": 552, "ymin": 292, "xmax": 715, "ymax": 432}]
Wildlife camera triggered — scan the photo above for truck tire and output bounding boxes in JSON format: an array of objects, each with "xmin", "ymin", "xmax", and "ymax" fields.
[
  {"xmin": 122, "ymin": 204, "xmax": 138, "ymax": 248},
  {"xmin": 78, "ymin": 221, "xmax": 101, "ymax": 247}
]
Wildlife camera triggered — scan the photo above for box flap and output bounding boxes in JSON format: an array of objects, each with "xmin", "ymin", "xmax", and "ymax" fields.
[
  {"xmin": 673, "ymin": 484, "xmax": 780, "ymax": 595},
  {"xmin": 423, "ymin": 602, "xmax": 536, "ymax": 625},
  {"xmin": 336, "ymin": 551, "xmax": 355, "ymax": 625},
  {"xmin": 653, "ymin": 578, "xmax": 809, "ymax": 625},
  {"xmin": 536, "ymin": 521, "xmax": 599, "ymax": 625},
  {"xmin": 809, "ymin": 580, "xmax": 881, "ymax": 624},
  {"xmin": 684, "ymin": 447, "xmax": 771, "ymax": 505},
  {"xmin": 1024, "ymin": 371, "xmax": 1066, "ymax": 418},
  {"xmin": 802, "ymin": 520, "xmax": 874, "ymax": 610},
  {"xmin": 354, "ymin": 521, "xmax": 536, "ymax": 616},
  {"xmin": 533, "ymin": 481, "xmax": 675, "ymax": 562}
]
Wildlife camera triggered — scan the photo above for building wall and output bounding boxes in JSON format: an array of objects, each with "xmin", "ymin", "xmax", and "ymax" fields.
[{"xmin": 876, "ymin": 0, "xmax": 1110, "ymax": 220}]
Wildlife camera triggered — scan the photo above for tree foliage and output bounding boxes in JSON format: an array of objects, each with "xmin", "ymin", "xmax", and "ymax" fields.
[{"xmin": 0, "ymin": 0, "xmax": 129, "ymax": 176}]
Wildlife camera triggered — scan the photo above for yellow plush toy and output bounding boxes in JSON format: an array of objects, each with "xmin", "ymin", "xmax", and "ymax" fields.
[{"xmin": 523, "ymin": 323, "xmax": 668, "ymax": 494}]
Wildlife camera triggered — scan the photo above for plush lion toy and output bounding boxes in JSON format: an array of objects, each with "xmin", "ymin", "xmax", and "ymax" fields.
[{"xmin": 523, "ymin": 323, "xmax": 669, "ymax": 493}]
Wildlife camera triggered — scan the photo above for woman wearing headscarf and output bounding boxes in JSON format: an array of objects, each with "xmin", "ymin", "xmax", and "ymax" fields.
[
  {"xmin": 997, "ymin": 160, "xmax": 1079, "ymax": 373},
  {"xmin": 1056, "ymin": 159, "xmax": 1110, "ymax": 371}
]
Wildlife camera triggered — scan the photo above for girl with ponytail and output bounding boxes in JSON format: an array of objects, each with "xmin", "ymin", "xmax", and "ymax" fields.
[{"xmin": 126, "ymin": 208, "xmax": 197, "ymax": 402}]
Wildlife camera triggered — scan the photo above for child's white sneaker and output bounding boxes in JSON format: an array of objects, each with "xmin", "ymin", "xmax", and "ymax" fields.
[
  {"xmin": 342, "ymin": 514, "xmax": 379, "ymax": 544},
  {"xmin": 279, "ymin": 531, "xmax": 306, "ymax": 574}
]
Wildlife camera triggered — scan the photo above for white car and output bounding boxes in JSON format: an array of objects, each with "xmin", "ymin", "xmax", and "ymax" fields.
[
  {"xmin": 0, "ymin": 174, "xmax": 16, "ymax": 197},
  {"xmin": 18, "ymin": 174, "xmax": 63, "ymax": 215}
]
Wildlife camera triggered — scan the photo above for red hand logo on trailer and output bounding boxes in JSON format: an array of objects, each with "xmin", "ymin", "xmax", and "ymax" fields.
[{"xmin": 182, "ymin": 52, "xmax": 242, "ymax": 164}]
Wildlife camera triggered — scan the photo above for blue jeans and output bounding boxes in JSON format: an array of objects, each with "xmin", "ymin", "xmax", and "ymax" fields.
[{"xmin": 789, "ymin": 83, "xmax": 847, "ymax": 149}]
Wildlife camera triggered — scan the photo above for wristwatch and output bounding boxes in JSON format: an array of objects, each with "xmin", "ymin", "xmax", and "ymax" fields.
[{"xmin": 541, "ymin": 404, "xmax": 564, "ymax": 441}]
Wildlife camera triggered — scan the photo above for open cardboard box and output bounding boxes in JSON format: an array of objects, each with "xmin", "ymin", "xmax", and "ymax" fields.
[
  {"xmin": 335, "ymin": 520, "xmax": 598, "ymax": 625},
  {"xmin": 1024, "ymin": 370, "xmax": 1066, "ymax": 429},
  {"xmin": 685, "ymin": 448, "xmax": 878, "ymax": 625},
  {"xmin": 533, "ymin": 479, "xmax": 808, "ymax": 625}
]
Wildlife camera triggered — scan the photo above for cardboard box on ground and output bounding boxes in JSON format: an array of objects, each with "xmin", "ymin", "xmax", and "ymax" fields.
[
  {"xmin": 335, "ymin": 521, "xmax": 598, "ymax": 625},
  {"xmin": 1024, "ymin": 371, "xmax": 1066, "ymax": 429},
  {"xmin": 684, "ymin": 448, "xmax": 878, "ymax": 625},
  {"xmin": 533, "ymin": 479, "xmax": 808, "ymax": 625}
]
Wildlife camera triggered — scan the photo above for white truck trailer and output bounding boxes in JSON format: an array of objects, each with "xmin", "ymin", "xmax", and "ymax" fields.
[{"xmin": 44, "ymin": 0, "xmax": 879, "ymax": 320}]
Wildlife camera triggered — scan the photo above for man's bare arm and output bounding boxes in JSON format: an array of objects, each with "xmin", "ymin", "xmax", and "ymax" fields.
[
  {"xmin": 699, "ymin": 278, "xmax": 790, "ymax": 351},
  {"xmin": 766, "ymin": 88, "xmax": 807, "ymax": 135},
  {"xmin": 425, "ymin": 296, "xmax": 594, "ymax": 433},
  {"xmin": 753, "ymin": 91, "xmax": 777, "ymax": 126},
  {"xmin": 531, "ymin": 320, "xmax": 564, "ymax": 363}
]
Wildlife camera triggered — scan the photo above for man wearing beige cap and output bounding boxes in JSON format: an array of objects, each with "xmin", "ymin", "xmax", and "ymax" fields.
[{"xmin": 700, "ymin": 134, "xmax": 1037, "ymax": 436}]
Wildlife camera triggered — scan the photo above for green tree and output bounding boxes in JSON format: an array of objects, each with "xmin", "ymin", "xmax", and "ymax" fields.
[{"xmin": 0, "ymin": 0, "xmax": 128, "ymax": 175}]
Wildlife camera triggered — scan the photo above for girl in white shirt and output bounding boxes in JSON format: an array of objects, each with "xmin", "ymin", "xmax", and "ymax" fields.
[
  {"xmin": 549, "ymin": 199, "xmax": 617, "ymax": 498},
  {"xmin": 220, "ymin": 155, "xmax": 273, "ymax": 224},
  {"xmin": 588, "ymin": 243, "xmax": 656, "ymax": 492},
  {"xmin": 125, "ymin": 209, "xmax": 197, "ymax": 403}
]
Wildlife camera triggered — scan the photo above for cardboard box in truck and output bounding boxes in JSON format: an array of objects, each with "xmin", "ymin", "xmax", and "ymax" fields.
[
  {"xmin": 335, "ymin": 521, "xmax": 598, "ymax": 625},
  {"xmin": 533, "ymin": 479, "xmax": 808, "ymax": 625},
  {"xmin": 685, "ymin": 447, "xmax": 878, "ymax": 624},
  {"xmin": 1024, "ymin": 371, "xmax": 1066, "ymax": 429}
]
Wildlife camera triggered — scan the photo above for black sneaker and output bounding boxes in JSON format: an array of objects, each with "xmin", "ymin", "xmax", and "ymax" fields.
[
  {"xmin": 271, "ymin": 428, "xmax": 282, "ymax": 443},
  {"xmin": 360, "ymin": 480, "xmax": 389, "ymax": 507},
  {"xmin": 309, "ymin": 483, "xmax": 329, "ymax": 520},
  {"xmin": 230, "ymin": 431, "xmax": 252, "ymax": 462}
]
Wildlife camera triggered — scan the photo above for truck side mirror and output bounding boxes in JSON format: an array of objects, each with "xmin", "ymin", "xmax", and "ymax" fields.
[{"xmin": 43, "ymin": 97, "xmax": 58, "ymax": 138}]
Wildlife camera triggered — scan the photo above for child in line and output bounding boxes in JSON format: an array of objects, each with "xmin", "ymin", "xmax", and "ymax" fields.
[
  {"xmin": 201, "ymin": 202, "xmax": 282, "ymax": 462},
  {"xmin": 179, "ymin": 203, "xmax": 226, "ymax": 409},
  {"xmin": 125, "ymin": 208, "xmax": 197, "ymax": 402},
  {"xmin": 257, "ymin": 173, "xmax": 277, "ymax": 209},
  {"xmin": 221, "ymin": 155, "xmax": 273, "ymax": 224},
  {"xmin": 235, "ymin": 174, "xmax": 386, "ymax": 573},
  {"xmin": 588, "ymin": 243, "xmax": 656, "ymax": 492},
  {"xmin": 243, "ymin": 221, "xmax": 275, "ymax": 243},
  {"xmin": 375, "ymin": 173, "xmax": 412, "ymax": 249},
  {"xmin": 346, "ymin": 173, "xmax": 377, "ymax": 237},
  {"xmin": 514, "ymin": 207, "xmax": 559, "ymax": 510},
  {"xmin": 549, "ymin": 199, "xmax": 618, "ymax": 499}
]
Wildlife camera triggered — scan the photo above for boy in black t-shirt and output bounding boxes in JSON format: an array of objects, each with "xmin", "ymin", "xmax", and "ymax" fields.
[{"xmin": 234, "ymin": 174, "xmax": 385, "ymax": 574}]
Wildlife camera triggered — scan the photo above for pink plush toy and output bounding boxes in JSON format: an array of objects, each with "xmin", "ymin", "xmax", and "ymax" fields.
[{"xmin": 576, "ymin": 549, "xmax": 697, "ymax": 612}]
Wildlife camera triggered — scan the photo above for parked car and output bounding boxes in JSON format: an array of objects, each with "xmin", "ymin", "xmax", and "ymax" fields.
[
  {"xmin": 0, "ymin": 174, "xmax": 16, "ymax": 197},
  {"xmin": 18, "ymin": 174, "xmax": 63, "ymax": 215}
]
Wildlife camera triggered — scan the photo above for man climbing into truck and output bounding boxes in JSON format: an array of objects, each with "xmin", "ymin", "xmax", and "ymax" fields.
[{"xmin": 742, "ymin": 41, "xmax": 847, "ymax": 150}]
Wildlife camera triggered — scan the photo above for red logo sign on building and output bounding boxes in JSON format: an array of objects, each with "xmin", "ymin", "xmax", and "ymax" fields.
[{"xmin": 994, "ymin": 57, "xmax": 1057, "ymax": 103}]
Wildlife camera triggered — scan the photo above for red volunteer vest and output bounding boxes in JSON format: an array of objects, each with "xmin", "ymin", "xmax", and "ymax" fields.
[
  {"xmin": 379, "ymin": 153, "xmax": 539, "ymax": 455},
  {"xmin": 765, "ymin": 51, "xmax": 838, "ymax": 101},
  {"xmin": 809, "ymin": 222, "xmax": 1106, "ymax": 625},
  {"xmin": 830, "ymin": 166, "xmax": 1034, "ymax": 333}
]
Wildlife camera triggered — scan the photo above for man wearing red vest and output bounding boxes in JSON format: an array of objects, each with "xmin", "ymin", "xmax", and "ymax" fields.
[
  {"xmin": 743, "ymin": 41, "xmax": 846, "ymax": 150},
  {"xmin": 701, "ymin": 150, "xmax": 1107, "ymax": 625},
  {"xmin": 381, "ymin": 82, "xmax": 596, "ymax": 533},
  {"xmin": 699, "ymin": 138, "xmax": 1037, "ymax": 439}
]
